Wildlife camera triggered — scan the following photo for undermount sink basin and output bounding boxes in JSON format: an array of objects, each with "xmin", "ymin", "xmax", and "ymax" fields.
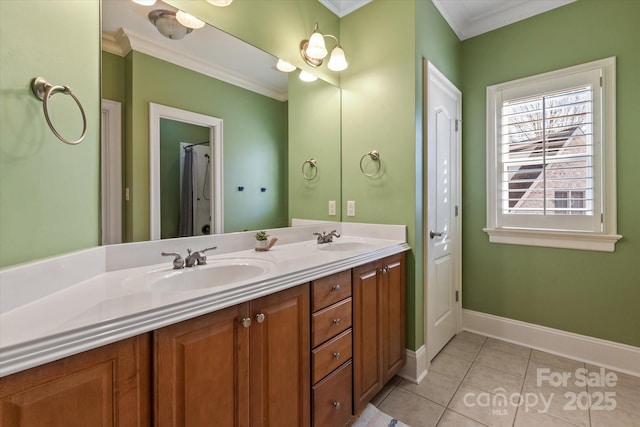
[
  {"xmin": 316, "ymin": 241, "xmax": 376, "ymax": 252},
  {"xmin": 125, "ymin": 258, "xmax": 274, "ymax": 292}
]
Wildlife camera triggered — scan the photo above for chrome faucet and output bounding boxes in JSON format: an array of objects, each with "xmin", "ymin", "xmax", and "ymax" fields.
[
  {"xmin": 161, "ymin": 252, "xmax": 185, "ymax": 269},
  {"xmin": 162, "ymin": 246, "xmax": 217, "ymax": 269},
  {"xmin": 185, "ymin": 246, "xmax": 217, "ymax": 267},
  {"xmin": 313, "ymin": 230, "xmax": 341, "ymax": 244}
]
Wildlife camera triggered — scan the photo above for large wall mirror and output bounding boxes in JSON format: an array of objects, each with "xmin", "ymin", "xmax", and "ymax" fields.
[{"xmin": 101, "ymin": 0, "xmax": 342, "ymax": 242}]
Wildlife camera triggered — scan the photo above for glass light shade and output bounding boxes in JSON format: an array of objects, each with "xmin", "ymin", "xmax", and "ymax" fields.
[
  {"xmin": 299, "ymin": 70, "xmax": 318, "ymax": 82},
  {"xmin": 306, "ymin": 32, "xmax": 327, "ymax": 59},
  {"xmin": 327, "ymin": 46, "xmax": 348, "ymax": 71},
  {"xmin": 132, "ymin": 0, "xmax": 156, "ymax": 5},
  {"xmin": 207, "ymin": 0, "xmax": 233, "ymax": 6},
  {"xmin": 153, "ymin": 15, "xmax": 189, "ymax": 40},
  {"xmin": 175, "ymin": 11, "xmax": 205, "ymax": 29},
  {"xmin": 276, "ymin": 59, "xmax": 296, "ymax": 72}
]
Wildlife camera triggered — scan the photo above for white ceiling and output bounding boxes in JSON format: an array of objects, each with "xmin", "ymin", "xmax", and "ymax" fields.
[
  {"xmin": 318, "ymin": 0, "xmax": 576, "ymax": 40},
  {"xmin": 432, "ymin": 0, "xmax": 577, "ymax": 40},
  {"xmin": 318, "ymin": 0, "xmax": 374, "ymax": 17}
]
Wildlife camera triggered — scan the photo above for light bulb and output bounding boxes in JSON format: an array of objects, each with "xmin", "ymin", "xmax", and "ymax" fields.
[
  {"xmin": 176, "ymin": 11, "xmax": 205, "ymax": 29},
  {"xmin": 327, "ymin": 46, "xmax": 348, "ymax": 71},
  {"xmin": 132, "ymin": 0, "xmax": 156, "ymax": 5},
  {"xmin": 207, "ymin": 0, "xmax": 233, "ymax": 6},
  {"xmin": 276, "ymin": 59, "xmax": 296, "ymax": 73},
  {"xmin": 305, "ymin": 32, "xmax": 327, "ymax": 60},
  {"xmin": 299, "ymin": 71, "xmax": 318, "ymax": 82}
]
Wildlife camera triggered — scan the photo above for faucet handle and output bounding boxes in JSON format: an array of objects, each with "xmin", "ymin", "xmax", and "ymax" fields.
[
  {"xmin": 196, "ymin": 246, "xmax": 217, "ymax": 265},
  {"xmin": 161, "ymin": 252, "xmax": 184, "ymax": 269}
]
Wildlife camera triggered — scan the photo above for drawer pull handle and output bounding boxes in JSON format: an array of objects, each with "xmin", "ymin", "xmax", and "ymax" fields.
[
  {"xmin": 255, "ymin": 313, "xmax": 266, "ymax": 323},
  {"xmin": 333, "ymin": 352, "xmax": 341, "ymax": 360},
  {"xmin": 331, "ymin": 284, "xmax": 341, "ymax": 291},
  {"xmin": 240, "ymin": 317, "xmax": 252, "ymax": 328},
  {"xmin": 333, "ymin": 401, "xmax": 341, "ymax": 410},
  {"xmin": 332, "ymin": 318, "xmax": 341, "ymax": 325}
]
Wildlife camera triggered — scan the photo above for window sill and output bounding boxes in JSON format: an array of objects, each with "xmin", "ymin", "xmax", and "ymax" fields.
[{"xmin": 483, "ymin": 228, "xmax": 622, "ymax": 252}]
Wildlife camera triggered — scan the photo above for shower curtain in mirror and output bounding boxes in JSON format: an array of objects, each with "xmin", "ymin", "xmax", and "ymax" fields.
[{"xmin": 178, "ymin": 147, "xmax": 194, "ymax": 237}]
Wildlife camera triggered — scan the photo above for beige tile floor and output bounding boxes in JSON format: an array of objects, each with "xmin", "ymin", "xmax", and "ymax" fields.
[{"xmin": 371, "ymin": 332, "xmax": 640, "ymax": 427}]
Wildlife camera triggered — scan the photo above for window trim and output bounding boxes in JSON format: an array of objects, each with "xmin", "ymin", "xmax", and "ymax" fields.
[{"xmin": 484, "ymin": 57, "xmax": 621, "ymax": 252}]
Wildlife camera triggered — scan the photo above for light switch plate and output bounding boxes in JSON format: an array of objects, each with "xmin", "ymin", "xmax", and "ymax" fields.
[
  {"xmin": 347, "ymin": 200, "xmax": 355, "ymax": 216},
  {"xmin": 328, "ymin": 200, "xmax": 336, "ymax": 216}
]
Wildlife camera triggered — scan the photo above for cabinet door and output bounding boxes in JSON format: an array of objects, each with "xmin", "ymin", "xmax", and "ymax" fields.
[
  {"xmin": 352, "ymin": 261, "xmax": 383, "ymax": 414},
  {"xmin": 380, "ymin": 253, "xmax": 406, "ymax": 383},
  {"xmin": 250, "ymin": 284, "xmax": 310, "ymax": 427},
  {"xmin": 154, "ymin": 304, "xmax": 250, "ymax": 427},
  {"xmin": 0, "ymin": 335, "xmax": 150, "ymax": 427}
]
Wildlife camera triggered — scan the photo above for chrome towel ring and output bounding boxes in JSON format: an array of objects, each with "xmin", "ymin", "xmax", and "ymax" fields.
[
  {"xmin": 360, "ymin": 150, "xmax": 381, "ymax": 177},
  {"xmin": 31, "ymin": 77, "xmax": 87, "ymax": 145},
  {"xmin": 302, "ymin": 158, "xmax": 318, "ymax": 181}
]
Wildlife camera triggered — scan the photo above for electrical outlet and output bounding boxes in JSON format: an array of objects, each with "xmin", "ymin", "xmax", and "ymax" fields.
[
  {"xmin": 328, "ymin": 200, "xmax": 336, "ymax": 216},
  {"xmin": 347, "ymin": 200, "xmax": 356, "ymax": 216}
]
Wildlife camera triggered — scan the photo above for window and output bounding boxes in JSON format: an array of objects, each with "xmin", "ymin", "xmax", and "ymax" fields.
[{"xmin": 485, "ymin": 57, "xmax": 621, "ymax": 251}]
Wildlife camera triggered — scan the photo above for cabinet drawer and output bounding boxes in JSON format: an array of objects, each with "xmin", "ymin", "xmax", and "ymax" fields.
[
  {"xmin": 312, "ymin": 270, "xmax": 352, "ymax": 312},
  {"xmin": 313, "ymin": 361, "xmax": 353, "ymax": 427},
  {"xmin": 312, "ymin": 329, "xmax": 352, "ymax": 384},
  {"xmin": 312, "ymin": 298, "xmax": 352, "ymax": 347}
]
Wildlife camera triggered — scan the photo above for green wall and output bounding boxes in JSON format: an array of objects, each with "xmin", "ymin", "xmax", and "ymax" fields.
[
  {"xmin": 159, "ymin": 120, "xmax": 210, "ymax": 239},
  {"xmin": 123, "ymin": 51, "xmax": 288, "ymax": 240},
  {"xmin": 341, "ymin": 0, "xmax": 461, "ymax": 350},
  {"xmin": 0, "ymin": 0, "xmax": 100, "ymax": 268},
  {"xmin": 102, "ymin": 51, "xmax": 125, "ymax": 103},
  {"xmin": 288, "ymin": 74, "xmax": 342, "ymax": 221},
  {"xmin": 461, "ymin": 0, "xmax": 640, "ymax": 346}
]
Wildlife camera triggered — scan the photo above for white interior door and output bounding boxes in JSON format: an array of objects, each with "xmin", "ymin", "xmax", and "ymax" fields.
[
  {"xmin": 425, "ymin": 61, "xmax": 462, "ymax": 362},
  {"xmin": 101, "ymin": 99, "xmax": 122, "ymax": 245}
]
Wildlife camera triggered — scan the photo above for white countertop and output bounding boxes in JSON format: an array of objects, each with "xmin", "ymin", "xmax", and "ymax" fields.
[{"xmin": 0, "ymin": 222, "xmax": 409, "ymax": 377}]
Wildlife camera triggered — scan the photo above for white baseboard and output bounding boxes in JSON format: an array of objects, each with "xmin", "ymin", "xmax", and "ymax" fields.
[
  {"xmin": 462, "ymin": 309, "xmax": 640, "ymax": 377},
  {"xmin": 397, "ymin": 345, "xmax": 428, "ymax": 384}
]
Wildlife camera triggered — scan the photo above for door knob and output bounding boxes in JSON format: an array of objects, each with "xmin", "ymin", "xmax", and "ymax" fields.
[
  {"xmin": 429, "ymin": 229, "xmax": 444, "ymax": 239},
  {"xmin": 255, "ymin": 313, "xmax": 266, "ymax": 323},
  {"xmin": 240, "ymin": 317, "xmax": 252, "ymax": 328}
]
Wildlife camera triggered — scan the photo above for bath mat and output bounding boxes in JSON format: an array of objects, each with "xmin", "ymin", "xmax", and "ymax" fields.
[{"xmin": 351, "ymin": 403, "xmax": 410, "ymax": 427}]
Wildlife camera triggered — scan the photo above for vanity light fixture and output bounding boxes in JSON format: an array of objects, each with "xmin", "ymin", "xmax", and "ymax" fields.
[
  {"xmin": 300, "ymin": 23, "xmax": 348, "ymax": 72},
  {"xmin": 175, "ymin": 10, "xmax": 205, "ymax": 29},
  {"xmin": 299, "ymin": 70, "xmax": 318, "ymax": 82},
  {"xmin": 207, "ymin": 0, "xmax": 234, "ymax": 6},
  {"xmin": 148, "ymin": 10, "xmax": 193, "ymax": 40},
  {"xmin": 132, "ymin": 0, "xmax": 156, "ymax": 5},
  {"xmin": 276, "ymin": 59, "xmax": 297, "ymax": 73}
]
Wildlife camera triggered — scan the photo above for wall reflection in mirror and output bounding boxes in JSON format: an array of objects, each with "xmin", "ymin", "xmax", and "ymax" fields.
[{"xmin": 101, "ymin": 0, "xmax": 341, "ymax": 242}]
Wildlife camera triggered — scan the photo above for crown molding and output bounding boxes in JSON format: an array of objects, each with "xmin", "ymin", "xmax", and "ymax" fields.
[
  {"xmin": 318, "ymin": 0, "xmax": 373, "ymax": 17},
  {"xmin": 101, "ymin": 28, "xmax": 288, "ymax": 102},
  {"xmin": 432, "ymin": 0, "xmax": 576, "ymax": 40}
]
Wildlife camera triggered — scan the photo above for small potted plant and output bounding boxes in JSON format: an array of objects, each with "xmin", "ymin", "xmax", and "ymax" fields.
[{"xmin": 255, "ymin": 230, "xmax": 271, "ymax": 251}]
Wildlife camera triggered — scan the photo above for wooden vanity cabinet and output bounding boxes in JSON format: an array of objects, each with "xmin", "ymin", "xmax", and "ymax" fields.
[
  {"xmin": 154, "ymin": 283, "xmax": 310, "ymax": 427},
  {"xmin": 310, "ymin": 270, "xmax": 353, "ymax": 427},
  {"xmin": 0, "ymin": 335, "xmax": 150, "ymax": 427},
  {"xmin": 352, "ymin": 253, "xmax": 406, "ymax": 413}
]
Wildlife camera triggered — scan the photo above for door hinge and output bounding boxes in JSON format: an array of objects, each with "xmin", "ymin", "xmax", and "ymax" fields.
[
  {"xmin": 600, "ymin": 76, "xmax": 603, "ymax": 87},
  {"xmin": 455, "ymin": 290, "xmax": 459, "ymax": 302},
  {"xmin": 455, "ymin": 119, "xmax": 461, "ymax": 132},
  {"xmin": 455, "ymin": 205, "xmax": 459, "ymax": 217},
  {"xmin": 601, "ymin": 213, "xmax": 604, "ymax": 224}
]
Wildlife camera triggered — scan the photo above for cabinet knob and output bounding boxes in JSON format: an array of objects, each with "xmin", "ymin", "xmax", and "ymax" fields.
[
  {"xmin": 333, "ymin": 401, "xmax": 341, "ymax": 410},
  {"xmin": 333, "ymin": 352, "xmax": 341, "ymax": 360},
  {"xmin": 240, "ymin": 317, "xmax": 252, "ymax": 328},
  {"xmin": 331, "ymin": 284, "xmax": 341, "ymax": 291},
  {"xmin": 332, "ymin": 318, "xmax": 341, "ymax": 325},
  {"xmin": 255, "ymin": 313, "xmax": 266, "ymax": 323}
]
